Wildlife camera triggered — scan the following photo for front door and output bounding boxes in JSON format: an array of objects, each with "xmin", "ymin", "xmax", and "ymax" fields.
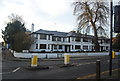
[
  {"xmin": 65, "ymin": 45, "xmax": 70, "ymax": 52},
  {"xmin": 101, "ymin": 46, "xmax": 103, "ymax": 52},
  {"xmin": 65, "ymin": 45, "xmax": 67, "ymax": 52}
]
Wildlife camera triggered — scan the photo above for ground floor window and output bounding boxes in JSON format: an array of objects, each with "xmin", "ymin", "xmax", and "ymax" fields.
[
  {"xmin": 59, "ymin": 45, "xmax": 62, "ymax": 49},
  {"xmin": 54, "ymin": 45, "xmax": 57, "ymax": 49},
  {"xmin": 40, "ymin": 44, "xmax": 46, "ymax": 49},
  {"xmin": 106, "ymin": 46, "xmax": 109, "ymax": 50},
  {"xmin": 83, "ymin": 46, "xmax": 88, "ymax": 50},
  {"xmin": 75, "ymin": 45, "xmax": 81, "ymax": 49},
  {"xmin": 89, "ymin": 46, "xmax": 92, "ymax": 49}
]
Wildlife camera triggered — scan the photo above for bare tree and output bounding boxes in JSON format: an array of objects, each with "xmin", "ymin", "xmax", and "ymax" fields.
[{"xmin": 73, "ymin": 0, "xmax": 109, "ymax": 51}]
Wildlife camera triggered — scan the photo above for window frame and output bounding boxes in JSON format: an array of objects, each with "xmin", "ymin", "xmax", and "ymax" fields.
[{"xmin": 39, "ymin": 44, "xmax": 46, "ymax": 49}]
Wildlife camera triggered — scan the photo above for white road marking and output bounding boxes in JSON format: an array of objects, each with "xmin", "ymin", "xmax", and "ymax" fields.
[
  {"xmin": 76, "ymin": 62, "xmax": 96, "ymax": 66},
  {"xmin": 12, "ymin": 67, "xmax": 21, "ymax": 73},
  {"xmin": 0, "ymin": 72, "xmax": 11, "ymax": 74}
]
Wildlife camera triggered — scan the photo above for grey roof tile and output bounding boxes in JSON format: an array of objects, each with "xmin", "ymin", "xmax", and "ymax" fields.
[
  {"xmin": 34, "ymin": 29, "xmax": 67, "ymax": 37},
  {"xmin": 33, "ymin": 29, "xmax": 109, "ymax": 39}
]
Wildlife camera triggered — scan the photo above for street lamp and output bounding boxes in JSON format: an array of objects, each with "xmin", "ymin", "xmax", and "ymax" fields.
[{"xmin": 109, "ymin": 0, "xmax": 113, "ymax": 76}]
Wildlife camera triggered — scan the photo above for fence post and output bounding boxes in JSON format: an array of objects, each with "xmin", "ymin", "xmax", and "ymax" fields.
[
  {"xmin": 46, "ymin": 54, "xmax": 48, "ymax": 59},
  {"xmin": 96, "ymin": 60, "xmax": 101, "ymax": 80}
]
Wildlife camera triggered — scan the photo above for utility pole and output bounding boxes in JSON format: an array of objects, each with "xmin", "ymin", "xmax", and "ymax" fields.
[{"xmin": 109, "ymin": 0, "xmax": 113, "ymax": 76}]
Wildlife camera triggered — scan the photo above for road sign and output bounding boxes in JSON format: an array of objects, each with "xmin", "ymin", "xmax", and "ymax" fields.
[{"xmin": 114, "ymin": 5, "xmax": 120, "ymax": 33}]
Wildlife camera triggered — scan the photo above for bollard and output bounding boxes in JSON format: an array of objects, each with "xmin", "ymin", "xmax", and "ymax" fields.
[
  {"xmin": 64, "ymin": 53, "xmax": 70, "ymax": 65},
  {"xmin": 112, "ymin": 51, "xmax": 116, "ymax": 59},
  {"xmin": 31, "ymin": 55, "xmax": 38, "ymax": 67},
  {"xmin": 96, "ymin": 60, "xmax": 101, "ymax": 80}
]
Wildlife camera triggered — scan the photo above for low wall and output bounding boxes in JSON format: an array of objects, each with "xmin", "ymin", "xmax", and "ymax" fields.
[{"xmin": 13, "ymin": 52, "xmax": 113, "ymax": 59}]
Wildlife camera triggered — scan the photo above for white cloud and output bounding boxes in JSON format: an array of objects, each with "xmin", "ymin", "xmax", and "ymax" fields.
[
  {"xmin": 35, "ymin": 0, "xmax": 69, "ymax": 16},
  {"xmin": 0, "ymin": 0, "xmax": 75, "ymax": 42}
]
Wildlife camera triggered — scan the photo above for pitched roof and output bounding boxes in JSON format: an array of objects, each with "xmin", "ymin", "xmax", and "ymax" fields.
[
  {"xmin": 33, "ymin": 29, "xmax": 109, "ymax": 39},
  {"xmin": 34, "ymin": 29, "xmax": 67, "ymax": 37}
]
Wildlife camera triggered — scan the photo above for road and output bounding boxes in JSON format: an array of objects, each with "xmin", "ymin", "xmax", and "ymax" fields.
[{"xmin": 2, "ymin": 55, "xmax": 119, "ymax": 79}]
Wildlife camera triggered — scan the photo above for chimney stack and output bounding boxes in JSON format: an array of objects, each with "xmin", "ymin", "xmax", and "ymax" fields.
[{"xmin": 31, "ymin": 23, "xmax": 34, "ymax": 33}]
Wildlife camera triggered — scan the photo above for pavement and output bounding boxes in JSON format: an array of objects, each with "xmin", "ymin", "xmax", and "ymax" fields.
[{"xmin": 2, "ymin": 49, "xmax": 120, "ymax": 80}]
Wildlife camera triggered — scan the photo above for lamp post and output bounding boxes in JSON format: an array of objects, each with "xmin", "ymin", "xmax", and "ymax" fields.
[{"xmin": 109, "ymin": 0, "xmax": 113, "ymax": 76}]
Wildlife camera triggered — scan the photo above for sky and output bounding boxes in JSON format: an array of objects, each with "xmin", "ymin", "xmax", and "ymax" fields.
[
  {"xmin": 0, "ymin": 0, "xmax": 77, "ymax": 42},
  {"xmin": 0, "ymin": 0, "xmax": 119, "ymax": 42}
]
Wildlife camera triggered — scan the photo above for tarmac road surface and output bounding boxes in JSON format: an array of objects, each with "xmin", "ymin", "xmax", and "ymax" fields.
[{"xmin": 2, "ymin": 55, "xmax": 119, "ymax": 79}]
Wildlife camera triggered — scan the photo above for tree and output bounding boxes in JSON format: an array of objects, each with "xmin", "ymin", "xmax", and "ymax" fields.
[
  {"xmin": 14, "ymin": 32, "xmax": 34, "ymax": 52},
  {"xmin": 73, "ymin": 1, "xmax": 109, "ymax": 51},
  {"xmin": 2, "ymin": 14, "xmax": 26, "ymax": 50},
  {"xmin": 113, "ymin": 34, "xmax": 120, "ymax": 51},
  {"xmin": 2, "ymin": 13, "xmax": 33, "ymax": 52}
]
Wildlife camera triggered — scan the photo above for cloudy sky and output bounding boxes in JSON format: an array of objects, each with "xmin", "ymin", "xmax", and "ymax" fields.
[
  {"xmin": 0, "ymin": 0, "xmax": 119, "ymax": 42},
  {"xmin": 0, "ymin": 0, "xmax": 77, "ymax": 42}
]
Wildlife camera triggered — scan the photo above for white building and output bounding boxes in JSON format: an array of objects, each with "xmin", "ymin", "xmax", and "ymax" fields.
[{"xmin": 30, "ymin": 29, "xmax": 110, "ymax": 52}]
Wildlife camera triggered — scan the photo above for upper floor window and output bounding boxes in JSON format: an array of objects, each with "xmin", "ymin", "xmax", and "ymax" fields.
[
  {"xmin": 57, "ymin": 37, "xmax": 61, "ymax": 41},
  {"xmin": 40, "ymin": 34, "xmax": 47, "ymax": 40},
  {"xmin": 106, "ymin": 40, "xmax": 109, "ymax": 43},
  {"xmin": 83, "ymin": 38, "xmax": 88, "ymax": 42},
  {"xmin": 72, "ymin": 37, "xmax": 74, "ymax": 41},
  {"xmin": 64, "ymin": 38, "xmax": 68, "ymax": 42},
  {"xmin": 52, "ymin": 37, "xmax": 56, "ymax": 41},
  {"xmin": 75, "ymin": 37, "xmax": 81, "ymax": 42}
]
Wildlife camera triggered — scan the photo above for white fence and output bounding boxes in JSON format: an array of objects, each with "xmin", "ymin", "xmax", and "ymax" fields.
[{"xmin": 13, "ymin": 52, "xmax": 120, "ymax": 59}]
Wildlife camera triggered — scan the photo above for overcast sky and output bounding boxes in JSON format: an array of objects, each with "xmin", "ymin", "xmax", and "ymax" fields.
[
  {"xmin": 0, "ymin": 0, "xmax": 77, "ymax": 42},
  {"xmin": 0, "ymin": 0, "xmax": 119, "ymax": 42}
]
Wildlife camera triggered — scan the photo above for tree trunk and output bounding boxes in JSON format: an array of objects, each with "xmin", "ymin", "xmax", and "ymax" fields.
[
  {"xmin": 91, "ymin": 21, "xmax": 100, "ymax": 51},
  {"xmin": 93, "ymin": 28, "xmax": 100, "ymax": 51}
]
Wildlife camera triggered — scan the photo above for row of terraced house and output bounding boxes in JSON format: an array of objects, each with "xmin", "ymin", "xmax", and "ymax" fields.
[{"xmin": 30, "ymin": 28, "xmax": 110, "ymax": 52}]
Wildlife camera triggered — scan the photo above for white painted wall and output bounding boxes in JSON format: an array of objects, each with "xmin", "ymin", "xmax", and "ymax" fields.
[
  {"xmin": 30, "ymin": 34, "xmax": 110, "ymax": 52},
  {"xmin": 13, "ymin": 52, "xmax": 118, "ymax": 59}
]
